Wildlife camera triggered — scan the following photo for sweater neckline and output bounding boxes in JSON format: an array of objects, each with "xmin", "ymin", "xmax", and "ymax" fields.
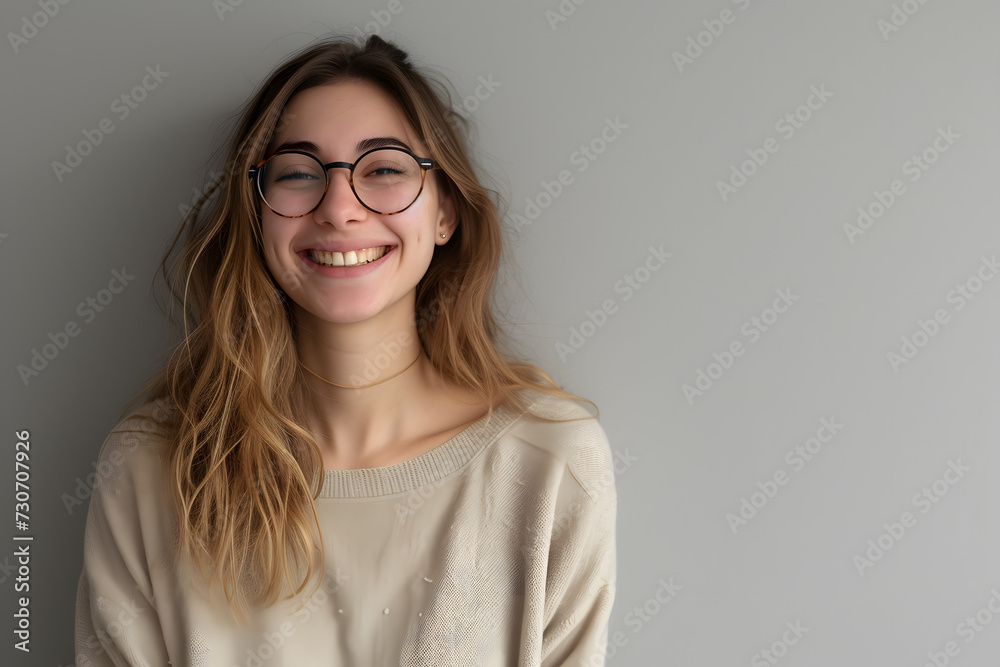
[{"xmin": 316, "ymin": 400, "xmax": 524, "ymax": 499}]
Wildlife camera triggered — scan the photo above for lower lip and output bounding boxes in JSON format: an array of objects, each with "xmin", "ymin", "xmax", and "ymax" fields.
[{"xmin": 299, "ymin": 246, "xmax": 396, "ymax": 277}]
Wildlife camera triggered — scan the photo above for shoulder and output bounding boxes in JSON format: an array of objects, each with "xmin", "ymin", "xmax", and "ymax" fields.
[
  {"xmin": 81, "ymin": 401, "xmax": 181, "ymax": 598},
  {"xmin": 92, "ymin": 398, "xmax": 175, "ymax": 492},
  {"xmin": 508, "ymin": 389, "xmax": 614, "ymax": 502},
  {"xmin": 103, "ymin": 398, "xmax": 175, "ymax": 449}
]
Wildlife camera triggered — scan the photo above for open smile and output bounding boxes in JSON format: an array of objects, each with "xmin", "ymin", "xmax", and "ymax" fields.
[{"xmin": 305, "ymin": 245, "xmax": 393, "ymax": 268}]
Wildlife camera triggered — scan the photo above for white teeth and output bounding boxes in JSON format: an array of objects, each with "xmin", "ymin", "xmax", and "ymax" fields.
[{"xmin": 310, "ymin": 246, "xmax": 389, "ymax": 267}]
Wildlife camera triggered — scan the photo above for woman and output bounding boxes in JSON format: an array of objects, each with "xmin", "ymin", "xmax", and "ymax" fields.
[{"xmin": 74, "ymin": 33, "xmax": 617, "ymax": 666}]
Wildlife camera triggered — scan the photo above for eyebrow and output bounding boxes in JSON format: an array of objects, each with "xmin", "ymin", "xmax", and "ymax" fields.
[{"xmin": 272, "ymin": 136, "xmax": 414, "ymax": 157}]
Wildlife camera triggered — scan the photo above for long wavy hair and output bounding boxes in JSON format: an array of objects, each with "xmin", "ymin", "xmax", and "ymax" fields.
[{"xmin": 120, "ymin": 33, "xmax": 596, "ymax": 624}]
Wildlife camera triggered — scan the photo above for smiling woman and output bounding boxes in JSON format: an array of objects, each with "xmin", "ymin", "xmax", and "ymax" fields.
[{"xmin": 73, "ymin": 34, "xmax": 617, "ymax": 666}]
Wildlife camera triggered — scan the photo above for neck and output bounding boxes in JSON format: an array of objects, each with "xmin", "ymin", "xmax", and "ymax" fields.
[
  {"xmin": 292, "ymin": 303, "xmax": 439, "ymax": 467},
  {"xmin": 299, "ymin": 350, "xmax": 421, "ymax": 389}
]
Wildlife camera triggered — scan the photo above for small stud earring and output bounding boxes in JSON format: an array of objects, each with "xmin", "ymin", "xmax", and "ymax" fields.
[{"xmin": 440, "ymin": 233, "xmax": 446, "ymax": 238}]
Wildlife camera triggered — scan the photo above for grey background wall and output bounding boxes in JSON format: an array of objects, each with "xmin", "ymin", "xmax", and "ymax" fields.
[{"xmin": 2, "ymin": 0, "xmax": 998, "ymax": 664}]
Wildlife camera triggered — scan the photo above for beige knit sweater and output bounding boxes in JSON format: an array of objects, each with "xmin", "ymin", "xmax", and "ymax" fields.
[{"xmin": 74, "ymin": 391, "xmax": 617, "ymax": 666}]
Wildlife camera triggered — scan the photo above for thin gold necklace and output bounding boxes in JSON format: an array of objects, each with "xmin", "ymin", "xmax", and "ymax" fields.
[{"xmin": 298, "ymin": 352, "xmax": 421, "ymax": 389}]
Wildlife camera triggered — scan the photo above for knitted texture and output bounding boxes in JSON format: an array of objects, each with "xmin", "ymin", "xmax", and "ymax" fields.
[{"xmin": 74, "ymin": 391, "xmax": 617, "ymax": 666}]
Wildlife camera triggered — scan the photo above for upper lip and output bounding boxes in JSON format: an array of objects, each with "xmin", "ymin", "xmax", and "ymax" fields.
[{"xmin": 299, "ymin": 241, "xmax": 397, "ymax": 253}]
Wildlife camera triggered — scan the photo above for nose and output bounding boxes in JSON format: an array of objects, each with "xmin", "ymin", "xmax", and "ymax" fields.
[{"xmin": 312, "ymin": 166, "xmax": 368, "ymax": 226}]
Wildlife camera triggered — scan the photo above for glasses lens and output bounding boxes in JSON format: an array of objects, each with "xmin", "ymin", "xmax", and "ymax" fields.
[
  {"xmin": 353, "ymin": 149, "xmax": 424, "ymax": 213},
  {"xmin": 257, "ymin": 149, "xmax": 426, "ymax": 216},
  {"xmin": 258, "ymin": 152, "xmax": 326, "ymax": 217}
]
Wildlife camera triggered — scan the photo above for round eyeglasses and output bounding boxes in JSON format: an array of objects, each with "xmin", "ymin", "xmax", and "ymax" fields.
[{"xmin": 247, "ymin": 146, "xmax": 436, "ymax": 217}]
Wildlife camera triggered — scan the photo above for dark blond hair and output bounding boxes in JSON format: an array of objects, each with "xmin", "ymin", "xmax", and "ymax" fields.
[{"xmin": 122, "ymin": 33, "xmax": 595, "ymax": 624}]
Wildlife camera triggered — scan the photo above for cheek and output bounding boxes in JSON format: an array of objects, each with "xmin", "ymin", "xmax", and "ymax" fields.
[
  {"xmin": 260, "ymin": 217, "xmax": 295, "ymax": 282},
  {"xmin": 260, "ymin": 222, "xmax": 279, "ymax": 264},
  {"xmin": 398, "ymin": 217, "xmax": 436, "ymax": 258},
  {"xmin": 260, "ymin": 214, "xmax": 282, "ymax": 247},
  {"xmin": 404, "ymin": 195, "xmax": 442, "ymax": 244}
]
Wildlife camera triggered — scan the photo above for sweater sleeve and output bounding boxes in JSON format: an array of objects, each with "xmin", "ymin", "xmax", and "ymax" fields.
[
  {"xmin": 74, "ymin": 426, "xmax": 172, "ymax": 667},
  {"xmin": 539, "ymin": 419, "xmax": 618, "ymax": 667}
]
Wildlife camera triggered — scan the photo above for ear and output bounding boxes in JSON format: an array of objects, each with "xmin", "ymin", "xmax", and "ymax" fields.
[{"xmin": 435, "ymin": 181, "xmax": 458, "ymax": 243}]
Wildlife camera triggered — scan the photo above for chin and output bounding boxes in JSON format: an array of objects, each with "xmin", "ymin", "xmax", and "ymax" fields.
[{"xmin": 294, "ymin": 299, "xmax": 384, "ymax": 326}]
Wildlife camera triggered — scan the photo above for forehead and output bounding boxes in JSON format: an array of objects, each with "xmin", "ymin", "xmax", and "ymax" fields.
[{"xmin": 269, "ymin": 79, "xmax": 424, "ymax": 157}]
